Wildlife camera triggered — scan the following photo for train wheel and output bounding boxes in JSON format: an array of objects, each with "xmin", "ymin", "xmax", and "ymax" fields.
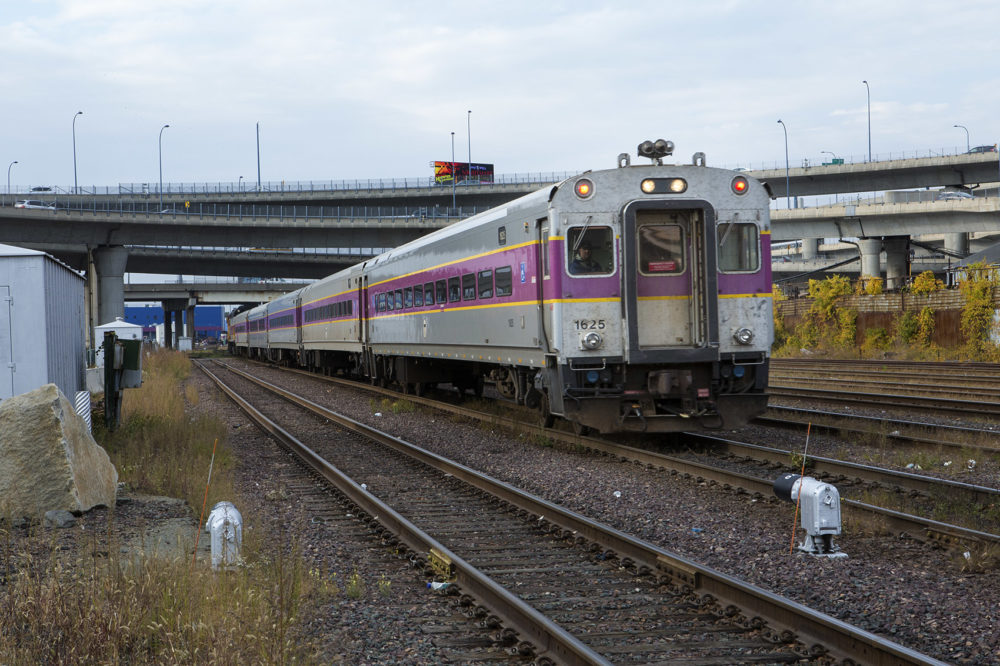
[
  {"xmin": 414, "ymin": 382, "xmax": 425, "ymax": 397},
  {"xmin": 538, "ymin": 393, "xmax": 555, "ymax": 429}
]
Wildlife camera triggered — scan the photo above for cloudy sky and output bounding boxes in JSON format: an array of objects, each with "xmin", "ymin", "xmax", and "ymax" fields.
[{"xmin": 1, "ymin": 1, "xmax": 998, "ymax": 191}]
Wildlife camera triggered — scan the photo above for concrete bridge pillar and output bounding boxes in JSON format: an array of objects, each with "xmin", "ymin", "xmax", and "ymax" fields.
[
  {"xmin": 944, "ymin": 232, "xmax": 969, "ymax": 257},
  {"xmin": 859, "ymin": 238, "xmax": 881, "ymax": 283},
  {"xmin": 186, "ymin": 304, "xmax": 197, "ymax": 340},
  {"xmin": 883, "ymin": 236, "xmax": 909, "ymax": 291},
  {"xmin": 801, "ymin": 238, "xmax": 819, "ymax": 260},
  {"xmin": 162, "ymin": 298, "xmax": 189, "ymax": 349},
  {"xmin": 92, "ymin": 246, "xmax": 128, "ymax": 326}
]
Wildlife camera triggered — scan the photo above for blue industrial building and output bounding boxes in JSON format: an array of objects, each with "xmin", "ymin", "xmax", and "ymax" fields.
[{"xmin": 123, "ymin": 305, "xmax": 225, "ymax": 341}]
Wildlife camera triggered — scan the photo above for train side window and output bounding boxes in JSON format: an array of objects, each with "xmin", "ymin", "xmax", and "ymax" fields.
[
  {"xmin": 404, "ymin": 287, "xmax": 413, "ymax": 308},
  {"xmin": 495, "ymin": 266, "xmax": 513, "ymax": 296},
  {"xmin": 462, "ymin": 273, "xmax": 476, "ymax": 300},
  {"xmin": 477, "ymin": 269, "xmax": 493, "ymax": 299},
  {"xmin": 448, "ymin": 277, "xmax": 460, "ymax": 302},
  {"xmin": 424, "ymin": 282, "xmax": 435, "ymax": 305},
  {"xmin": 414, "ymin": 285, "xmax": 423, "ymax": 307},
  {"xmin": 383, "ymin": 292, "xmax": 392, "ymax": 311},
  {"xmin": 394, "ymin": 289, "xmax": 403, "ymax": 310},
  {"xmin": 638, "ymin": 222, "xmax": 685, "ymax": 275},
  {"xmin": 717, "ymin": 222, "xmax": 760, "ymax": 272},
  {"xmin": 567, "ymin": 225, "xmax": 613, "ymax": 275}
]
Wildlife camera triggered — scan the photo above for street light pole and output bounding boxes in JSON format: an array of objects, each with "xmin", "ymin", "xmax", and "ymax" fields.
[
  {"xmin": 238, "ymin": 175, "xmax": 243, "ymax": 192},
  {"xmin": 451, "ymin": 131, "xmax": 456, "ymax": 209},
  {"xmin": 777, "ymin": 119, "xmax": 790, "ymax": 209},
  {"xmin": 467, "ymin": 109, "xmax": 472, "ymax": 183},
  {"xmin": 256, "ymin": 122, "xmax": 261, "ymax": 191},
  {"xmin": 158, "ymin": 124, "xmax": 170, "ymax": 209},
  {"xmin": 72, "ymin": 111, "xmax": 83, "ymax": 194},
  {"xmin": 862, "ymin": 80, "xmax": 871, "ymax": 162},
  {"xmin": 7, "ymin": 160, "xmax": 17, "ymax": 206},
  {"xmin": 953, "ymin": 124, "xmax": 970, "ymax": 152}
]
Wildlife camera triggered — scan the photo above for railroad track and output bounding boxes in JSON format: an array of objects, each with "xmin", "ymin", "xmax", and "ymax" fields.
[
  {"xmin": 225, "ymin": 358, "xmax": 1000, "ymax": 551},
  {"xmin": 198, "ymin": 359, "xmax": 946, "ymax": 665}
]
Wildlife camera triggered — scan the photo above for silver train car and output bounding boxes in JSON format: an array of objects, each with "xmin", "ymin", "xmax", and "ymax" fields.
[{"xmin": 229, "ymin": 141, "xmax": 773, "ymax": 433}]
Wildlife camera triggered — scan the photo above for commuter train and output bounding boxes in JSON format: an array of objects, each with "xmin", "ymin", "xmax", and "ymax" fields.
[{"xmin": 229, "ymin": 141, "xmax": 773, "ymax": 434}]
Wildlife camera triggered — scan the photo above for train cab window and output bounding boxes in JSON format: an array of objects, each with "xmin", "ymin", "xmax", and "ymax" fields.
[
  {"xmin": 404, "ymin": 287, "xmax": 413, "ymax": 308},
  {"xmin": 436, "ymin": 280, "xmax": 447, "ymax": 304},
  {"xmin": 423, "ymin": 282, "xmax": 435, "ymax": 305},
  {"xmin": 448, "ymin": 277, "xmax": 461, "ymax": 302},
  {"xmin": 414, "ymin": 285, "xmax": 423, "ymax": 307},
  {"xmin": 394, "ymin": 289, "xmax": 403, "ymax": 310},
  {"xmin": 717, "ymin": 222, "xmax": 760, "ymax": 272},
  {"xmin": 477, "ymin": 269, "xmax": 493, "ymax": 299},
  {"xmin": 495, "ymin": 266, "xmax": 513, "ymax": 297},
  {"xmin": 462, "ymin": 273, "xmax": 476, "ymax": 300},
  {"xmin": 638, "ymin": 221, "xmax": 685, "ymax": 275},
  {"xmin": 567, "ymin": 226, "xmax": 613, "ymax": 275}
]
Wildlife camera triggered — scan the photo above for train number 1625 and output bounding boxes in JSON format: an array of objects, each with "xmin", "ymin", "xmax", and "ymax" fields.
[{"xmin": 573, "ymin": 319, "xmax": 606, "ymax": 330}]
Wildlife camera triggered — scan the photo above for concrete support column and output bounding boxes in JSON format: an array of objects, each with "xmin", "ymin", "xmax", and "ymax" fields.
[
  {"xmin": 186, "ymin": 304, "xmax": 196, "ymax": 340},
  {"xmin": 944, "ymin": 232, "xmax": 969, "ymax": 257},
  {"xmin": 163, "ymin": 306, "xmax": 173, "ymax": 349},
  {"xmin": 92, "ymin": 245, "xmax": 128, "ymax": 326},
  {"xmin": 801, "ymin": 238, "xmax": 819, "ymax": 261},
  {"xmin": 883, "ymin": 236, "xmax": 909, "ymax": 291},
  {"xmin": 859, "ymin": 238, "xmax": 881, "ymax": 283},
  {"xmin": 173, "ymin": 311, "xmax": 184, "ymax": 347}
]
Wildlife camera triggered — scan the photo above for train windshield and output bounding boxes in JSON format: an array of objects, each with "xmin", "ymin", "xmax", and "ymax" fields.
[
  {"xmin": 567, "ymin": 226, "xmax": 613, "ymax": 275},
  {"xmin": 717, "ymin": 222, "xmax": 760, "ymax": 272},
  {"xmin": 637, "ymin": 215, "xmax": 686, "ymax": 276}
]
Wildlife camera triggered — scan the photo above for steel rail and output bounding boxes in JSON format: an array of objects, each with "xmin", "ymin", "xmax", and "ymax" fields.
[
  {"xmin": 198, "ymin": 361, "xmax": 610, "ymax": 665},
  {"xmin": 757, "ymin": 406, "xmax": 1000, "ymax": 453},
  {"xmin": 766, "ymin": 385, "xmax": 1000, "ymax": 418},
  {"xmin": 209, "ymin": 360, "xmax": 949, "ymax": 665}
]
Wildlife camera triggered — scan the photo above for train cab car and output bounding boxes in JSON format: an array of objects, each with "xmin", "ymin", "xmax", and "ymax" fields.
[{"xmin": 539, "ymin": 143, "xmax": 772, "ymax": 433}]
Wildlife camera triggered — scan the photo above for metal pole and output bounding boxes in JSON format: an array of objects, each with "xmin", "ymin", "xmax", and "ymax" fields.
[
  {"xmin": 159, "ymin": 124, "xmax": 169, "ymax": 209},
  {"xmin": 862, "ymin": 80, "xmax": 871, "ymax": 162},
  {"xmin": 256, "ymin": 122, "xmax": 261, "ymax": 191},
  {"xmin": 7, "ymin": 161, "xmax": 17, "ymax": 206},
  {"xmin": 954, "ymin": 124, "xmax": 970, "ymax": 152},
  {"xmin": 451, "ymin": 131, "xmax": 456, "ymax": 209},
  {"xmin": 72, "ymin": 111, "xmax": 82, "ymax": 194},
  {"xmin": 777, "ymin": 119, "xmax": 790, "ymax": 209},
  {"xmin": 467, "ymin": 109, "xmax": 472, "ymax": 182}
]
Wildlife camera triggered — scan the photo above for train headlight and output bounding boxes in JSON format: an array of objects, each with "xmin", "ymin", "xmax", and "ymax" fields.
[
  {"xmin": 733, "ymin": 327, "xmax": 754, "ymax": 345},
  {"xmin": 639, "ymin": 178, "xmax": 687, "ymax": 194},
  {"xmin": 574, "ymin": 178, "xmax": 594, "ymax": 199},
  {"xmin": 731, "ymin": 176, "xmax": 749, "ymax": 195},
  {"xmin": 581, "ymin": 331, "xmax": 603, "ymax": 350}
]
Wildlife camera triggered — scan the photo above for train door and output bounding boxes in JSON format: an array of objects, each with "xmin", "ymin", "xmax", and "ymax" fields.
[
  {"xmin": 537, "ymin": 218, "xmax": 554, "ymax": 353},
  {"xmin": 622, "ymin": 201, "xmax": 719, "ymax": 362}
]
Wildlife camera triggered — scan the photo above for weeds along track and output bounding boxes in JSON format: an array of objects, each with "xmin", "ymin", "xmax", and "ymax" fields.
[{"xmin": 197, "ymin": 360, "xmax": 946, "ymax": 665}]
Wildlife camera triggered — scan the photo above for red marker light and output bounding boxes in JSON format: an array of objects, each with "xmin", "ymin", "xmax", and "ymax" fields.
[
  {"xmin": 575, "ymin": 178, "xmax": 594, "ymax": 198},
  {"xmin": 731, "ymin": 176, "xmax": 749, "ymax": 195}
]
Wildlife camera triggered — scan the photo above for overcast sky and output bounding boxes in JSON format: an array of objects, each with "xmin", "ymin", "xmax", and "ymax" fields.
[{"xmin": 2, "ymin": 1, "xmax": 998, "ymax": 191}]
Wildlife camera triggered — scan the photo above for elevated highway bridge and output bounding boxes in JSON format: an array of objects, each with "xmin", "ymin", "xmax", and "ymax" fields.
[{"xmin": 1, "ymin": 151, "xmax": 997, "ymax": 346}]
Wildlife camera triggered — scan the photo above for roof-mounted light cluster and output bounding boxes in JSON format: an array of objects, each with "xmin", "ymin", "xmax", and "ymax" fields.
[{"xmin": 637, "ymin": 139, "xmax": 674, "ymax": 164}]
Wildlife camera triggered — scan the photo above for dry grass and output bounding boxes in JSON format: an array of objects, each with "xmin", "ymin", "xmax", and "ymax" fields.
[{"xmin": 0, "ymin": 349, "xmax": 334, "ymax": 664}]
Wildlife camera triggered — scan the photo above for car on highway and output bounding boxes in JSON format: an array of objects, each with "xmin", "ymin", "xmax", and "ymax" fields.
[
  {"xmin": 935, "ymin": 190, "xmax": 974, "ymax": 201},
  {"xmin": 968, "ymin": 145, "xmax": 997, "ymax": 154},
  {"xmin": 30, "ymin": 186, "xmax": 52, "ymax": 192},
  {"xmin": 13, "ymin": 200, "xmax": 57, "ymax": 209}
]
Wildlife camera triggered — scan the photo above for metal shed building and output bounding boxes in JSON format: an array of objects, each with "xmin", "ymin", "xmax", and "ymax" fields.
[{"xmin": 0, "ymin": 244, "xmax": 86, "ymax": 402}]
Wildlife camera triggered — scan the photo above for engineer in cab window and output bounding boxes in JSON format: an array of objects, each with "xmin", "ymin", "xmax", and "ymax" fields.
[{"xmin": 569, "ymin": 242, "xmax": 604, "ymax": 274}]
